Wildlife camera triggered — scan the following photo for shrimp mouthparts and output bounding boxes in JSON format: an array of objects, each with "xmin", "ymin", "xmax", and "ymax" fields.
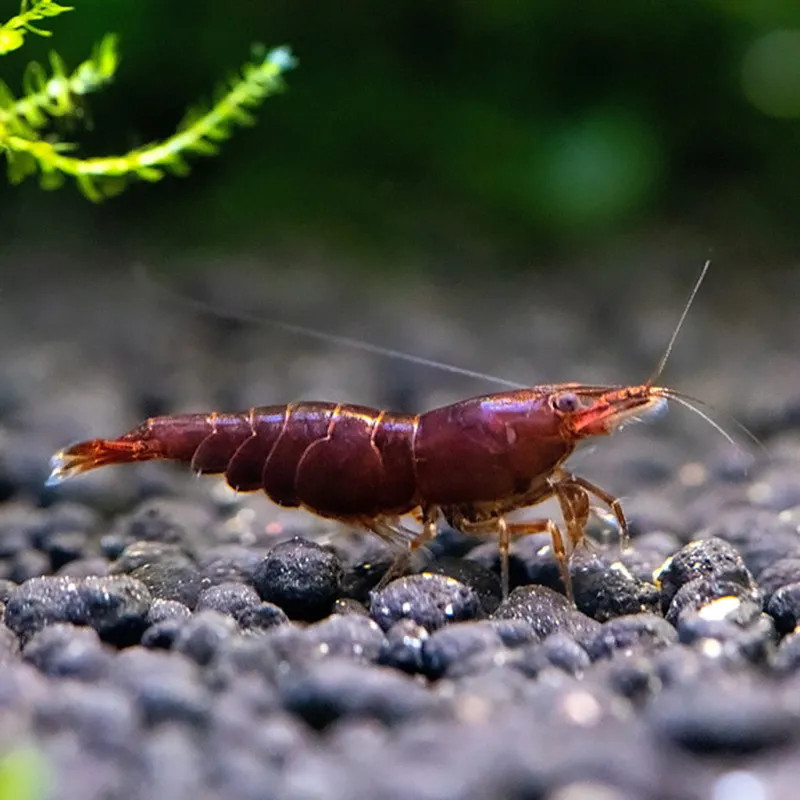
[{"xmin": 571, "ymin": 387, "xmax": 669, "ymax": 436}]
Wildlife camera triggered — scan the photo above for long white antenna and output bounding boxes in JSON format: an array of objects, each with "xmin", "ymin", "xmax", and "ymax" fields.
[
  {"xmin": 647, "ymin": 259, "xmax": 711, "ymax": 387},
  {"xmin": 134, "ymin": 264, "xmax": 528, "ymax": 390}
]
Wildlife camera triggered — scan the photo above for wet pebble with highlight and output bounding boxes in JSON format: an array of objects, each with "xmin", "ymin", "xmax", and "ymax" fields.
[
  {"xmin": 369, "ymin": 573, "xmax": 481, "ymax": 632},
  {"xmin": 4, "ymin": 575, "xmax": 152, "ymax": 646},
  {"xmin": 492, "ymin": 585, "xmax": 600, "ymax": 643},
  {"xmin": 572, "ymin": 555, "xmax": 660, "ymax": 621},
  {"xmin": 657, "ymin": 537, "xmax": 755, "ymax": 613},
  {"xmin": 253, "ymin": 538, "xmax": 343, "ymax": 622},
  {"xmin": 766, "ymin": 582, "xmax": 800, "ymax": 635}
]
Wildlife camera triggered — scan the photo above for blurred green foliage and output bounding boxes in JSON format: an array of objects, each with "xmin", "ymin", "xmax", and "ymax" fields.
[
  {"xmin": 0, "ymin": 748, "xmax": 48, "ymax": 800},
  {"xmin": 1, "ymin": 0, "xmax": 799, "ymax": 263}
]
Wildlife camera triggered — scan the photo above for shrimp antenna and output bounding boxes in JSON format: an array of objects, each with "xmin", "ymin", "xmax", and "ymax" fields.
[
  {"xmin": 133, "ymin": 264, "xmax": 528, "ymax": 390},
  {"xmin": 647, "ymin": 259, "xmax": 711, "ymax": 387}
]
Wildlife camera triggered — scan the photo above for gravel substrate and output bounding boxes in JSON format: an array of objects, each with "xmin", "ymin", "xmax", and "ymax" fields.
[{"xmin": 2, "ymin": 258, "xmax": 800, "ymax": 799}]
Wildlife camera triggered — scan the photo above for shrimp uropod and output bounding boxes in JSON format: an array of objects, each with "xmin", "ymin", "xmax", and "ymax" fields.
[{"xmin": 47, "ymin": 262, "xmax": 721, "ymax": 601}]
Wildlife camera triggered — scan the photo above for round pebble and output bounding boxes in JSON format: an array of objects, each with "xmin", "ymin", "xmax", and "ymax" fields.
[
  {"xmin": 766, "ymin": 582, "xmax": 800, "ymax": 635},
  {"xmin": 22, "ymin": 623, "xmax": 111, "ymax": 680},
  {"xmin": 421, "ymin": 621, "xmax": 504, "ymax": 679},
  {"xmin": 280, "ymin": 659, "xmax": 437, "ymax": 729},
  {"xmin": 172, "ymin": 611, "xmax": 239, "ymax": 666},
  {"xmin": 657, "ymin": 537, "xmax": 755, "ymax": 613},
  {"xmin": 236, "ymin": 602, "xmax": 289, "ymax": 632},
  {"xmin": 195, "ymin": 582, "xmax": 261, "ymax": 618},
  {"xmin": 253, "ymin": 538, "xmax": 342, "ymax": 622},
  {"xmin": 303, "ymin": 613, "xmax": 385, "ymax": 662},
  {"xmin": 582, "ymin": 614, "xmax": 678, "ymax": 661},
  {"xmin": 369, "ymin": 573, "xmax": 481, "ymax": 632},
  {"xmin": 378, "ymin": 620, "xmax": 429, "ymax": 674},
  {"xmin": 5, "ymin": 575, "xmax": 152, "ymax": 646},
  {"xmin": 492, "ymin": 585, "xmax": 600, "ymax": 643},
  {"xmin": 572, "ymin": 556, "xmax": 660, "ymax": 621}
]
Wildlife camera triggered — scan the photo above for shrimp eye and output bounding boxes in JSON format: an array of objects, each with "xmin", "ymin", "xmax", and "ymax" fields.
[{"xmin": 553, "ymin": 392, "xmax": 579, "ymax": 413}]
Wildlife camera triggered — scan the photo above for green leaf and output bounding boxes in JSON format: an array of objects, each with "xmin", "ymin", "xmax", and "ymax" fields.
[
  {"xmin": 1, "ymin": 39, "xmax": 296, "ymax": 200},
  {"xmin": 0, "ymin": 28, "xmax": 24, "ymax": 54},
  {"xmin": 0, "ymin": 0, "xmax": 73, "ymax": 54}
]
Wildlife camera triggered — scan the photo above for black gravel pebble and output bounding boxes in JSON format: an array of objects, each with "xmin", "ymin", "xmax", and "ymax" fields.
[
  {"xmin": 678, "ymin": 607, "xmax": 776, "ymax": 664},
  {"xmin": 582, "ymin": 614, "xmax": 678, "ymax": 661},
  {"xmin": 465, "ymin": 540, "xmax": 530, "ymax": 589},
  {"xmin": 492, "ymin": 585, "xmax": 600, "ymax": 643},
  {"xmin": 0, "ymin": 578, "xmax": 17, "ymax": 602},
  {"xmin": 757, "ymin": 558, "xmax": 800, "ymax": 602},
  {"xmin": 195, "ymin": 545, "xmax": 267, "ymax": 585},
  {"xmin": 657, "ymin": 537, "xmax": 755, "ymax": 613},
  {"xmin": 22, "ymin": 623, "xmax": 112, "ymax": 679},
  {"xmin": 141, "ymin": 617, "xmax": 185, "ymax": 649},
  {"xmin": 5, "ymin": 575, "xmax": 152, "ymax": 645},
  {"xmin": 57, "ymin": 557, "xmax": 111, "ymax": 578},
  {"xmin": 33, "ymin": 682, "xmax": 138, "ymax": 757},
  {"xmin": 649, "ymin": 676, "xmax": 800, "ymax": 753},
  {"xmin": 253, "ymin": 537, "xmax": 342, "ymax": 622},
  {"xmin": 195, "ymin": 582, "xmax": 261, "ymax": 618},
  {"xmin": 43, "ymin": 530, "xmax": 92, "ymax": 570},
  {"xmin": 280, "ymin": 658, "xmax": 437, "ymax": 729},
  {"xmin": 236, "ymin": 602, "xmax": 289, "ymax": 632},
  {"xmin": 658, "ymin": 537, "xmax": 753, "ymax": 611},
  {"xmin": 766, "ymin": 582, "xmax": 800, "ymax": 635},
  {"xmin": 127, "ymin": 560, "xmax": 205, "ymax": 609},
  {"xmin": 112, "ymin": 648, "xmax": 211, "ymax": 728},
  {"xmin": 111, "ymin": 541, "xmax": 193, "ymax": 574},
  {"xmin": 572, "ymin": 555, "xmax": 660, "ymax": 621},
  {"xmin": 172, "ymin": 610, "xmax": 239, "ymax": 666},
  {"xmin": 0, "ymin": 623, "xmax": 19, "ymax": 664},
  {"xmin": 665, "ymin": 576, "xmax": 762, "ymax": 627},
  {"xmin": 489, "ymin": 618, "xmax": 540, "ymax": 647},
  {"xmin": 303, "ymin": 613, "xmax": 385, "ymax": 662},
  {"xmin": 773, "ymin": 630, "xmax": 800, "ymax": 673},
  {"xmin": 421, "ymin": 621, "xmax": 504, "ymax": 678},
  {"xmin": 369, "ymin": 573, "xmax": 481, "ymax": 632},
  {"xmin": 331, "ymin": 597, "xmax": 370, "ymax": 616},
  {"xmin": 377, "ymin": 619, "xmax": 429, "ymax": 674},
  {"xmin": 11, "ymin": 548, "xmax": 51, "ymax": 582},
  {"xmin": 424, "ymin": 556, "xmax": 503, "ymax": 614},
  {"xmin": 512, "ymin": 632, "xmax": 591, "ymax": 678},
  {"xmin": 599, "ymin": 653, "xmax": 662, "ymax": 705},
  {"xmin": 146, "ymin": 599, "xmax": 192, "ymax": 625},
  {"xmin": 108, "ymin": 498, "xmax": 215, "ymax": 551}
]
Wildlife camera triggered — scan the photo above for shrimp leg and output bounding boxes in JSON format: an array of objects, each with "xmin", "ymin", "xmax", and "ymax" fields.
[
  {"xmin": 553, "ymin": 470, "xmax": 629, "ymax": 550},
  {"xmin": 371, "ymin": 507, "xmax": 439, "ymax": 591},
  {"xmin": 459, "ymin": 517, "xmax": 573, "ymax": 602}
]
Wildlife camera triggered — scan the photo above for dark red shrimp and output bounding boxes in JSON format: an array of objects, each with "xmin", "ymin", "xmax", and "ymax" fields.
[
  {"xmin": 47, "ymin": 263, "xmax": 726, "ymax": 600},
  {"xmin": 46, "ymin": 384, "xmax": 678, "ymax": 599}
]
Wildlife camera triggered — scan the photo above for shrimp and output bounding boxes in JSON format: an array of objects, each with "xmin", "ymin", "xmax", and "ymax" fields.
[{"xmin": 47, "ymin": 262, "xmax": 724, "ymax": 600}]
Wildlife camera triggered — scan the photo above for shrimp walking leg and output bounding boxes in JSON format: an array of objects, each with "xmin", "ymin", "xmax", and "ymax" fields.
[
  {"xmin": 371, "ymin": 507, "xmax": 439, "ymax": 591},
  {"xmin": 553, "ymin": 470, "xmax": 629, "ymax": 550},
  {"xmin": 459, "ymin": 517, "xmax": 573, "ymax": 602}
]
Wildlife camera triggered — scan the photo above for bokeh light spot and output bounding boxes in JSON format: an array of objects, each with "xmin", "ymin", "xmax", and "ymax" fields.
[
  {"xmin": 539, "ymin": 111, "xmax": 660, "ymax": 230},
  {"xmin": 742, "ymin": 29, "xmax": 800, "ymax": 119}
]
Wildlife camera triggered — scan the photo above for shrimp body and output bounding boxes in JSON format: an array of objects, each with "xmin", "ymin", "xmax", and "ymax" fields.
[{"xmin": 48, "ymin": 384, "xmax": 668, "ymax": 598}]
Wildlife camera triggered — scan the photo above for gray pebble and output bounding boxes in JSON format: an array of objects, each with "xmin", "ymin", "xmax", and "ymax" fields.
[
  {"xmin": 5, "ymin": 575, "xmax": 152, "ymax": 645},
  {"xmin": 254, "ymin": 538, "xmax": 342, "ymax": 622},
  {"xmin": 370, "ymin": 573, "xmax": 481, "ymax": 632}
]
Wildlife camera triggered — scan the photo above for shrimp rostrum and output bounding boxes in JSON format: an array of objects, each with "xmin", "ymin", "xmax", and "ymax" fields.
[{"xmin": 47, "ymin": 264, "xmax": 719, "ymax": 600}]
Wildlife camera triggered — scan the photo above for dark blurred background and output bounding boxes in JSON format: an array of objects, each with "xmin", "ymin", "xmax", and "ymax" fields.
[{"xmin": 1, "ymin": 0, "xmax": 799, "ymax": 272}]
